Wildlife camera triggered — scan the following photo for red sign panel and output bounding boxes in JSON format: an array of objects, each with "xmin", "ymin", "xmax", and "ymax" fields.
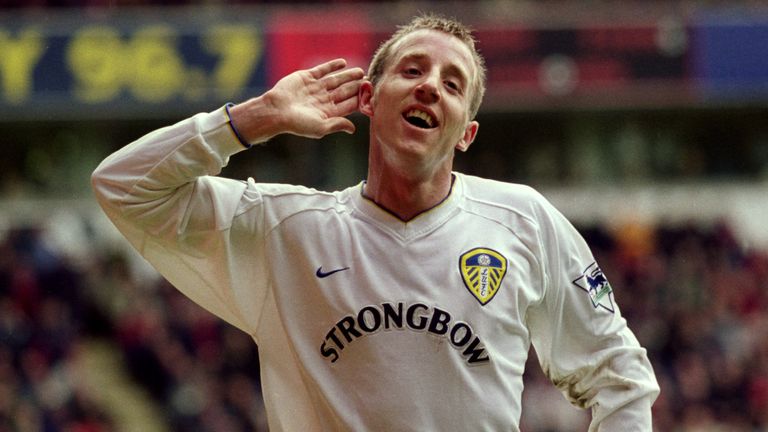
[{"xmin": 265, "ymin": 9, "xmax": 375, "ymax": 86}]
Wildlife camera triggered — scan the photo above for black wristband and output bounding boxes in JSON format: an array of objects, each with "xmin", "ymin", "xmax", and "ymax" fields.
[{"xmin": 225, "ymin": 103, "xmax": 252, "ymax": 149}]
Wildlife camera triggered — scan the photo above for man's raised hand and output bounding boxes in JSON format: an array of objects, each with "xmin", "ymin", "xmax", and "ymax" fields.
[{"xmin": 229, "ymin": 59, "xmax": 365, "ymax": 144}]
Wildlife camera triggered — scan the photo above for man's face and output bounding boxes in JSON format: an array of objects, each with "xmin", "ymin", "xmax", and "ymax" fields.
[{"xmin": 361, "ymin": 29, "xmax": 479, "ymax": 176}]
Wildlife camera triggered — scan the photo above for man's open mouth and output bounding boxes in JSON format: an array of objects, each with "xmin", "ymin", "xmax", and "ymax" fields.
[{"xmin": 403, "ymin": 109, "xmax": 437, "ymax": 129}]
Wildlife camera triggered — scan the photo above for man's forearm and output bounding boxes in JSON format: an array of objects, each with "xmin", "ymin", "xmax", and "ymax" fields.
[{"xmin": 91, "ymin": 107, "xmax": 247, "ymax": 236}]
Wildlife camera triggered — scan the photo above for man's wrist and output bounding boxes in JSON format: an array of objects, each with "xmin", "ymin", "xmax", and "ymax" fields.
[
  {"xmin": 225, "ymin": 95, "xmax": 284, "ymax": 146},
  {"xmin": 225, "ymin": 103, "xmax": 252, "ymax": 149}
]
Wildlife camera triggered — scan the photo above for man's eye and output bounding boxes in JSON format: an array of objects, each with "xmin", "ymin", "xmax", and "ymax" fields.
[
  {"xmin": 404, "ymin": 68, "xmax": 420, "ymax": 76},
  {"xmin": 445, "ymin": 81, "xmax": 460, "ymax": 92}
]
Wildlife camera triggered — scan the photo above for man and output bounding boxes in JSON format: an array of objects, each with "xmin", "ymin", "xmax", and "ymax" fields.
[{"xmin": 92, "ymin": 14, "xmax": 659, "ymax": 431}]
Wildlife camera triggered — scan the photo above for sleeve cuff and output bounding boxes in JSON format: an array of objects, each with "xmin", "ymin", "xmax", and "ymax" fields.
[
  {"xmin": 224, "ymin": 102, "xmax": 252, "ymax": 149},
  {"xmin": 198, "ymin": 106, "xmax": 252, "ymax": 158}
]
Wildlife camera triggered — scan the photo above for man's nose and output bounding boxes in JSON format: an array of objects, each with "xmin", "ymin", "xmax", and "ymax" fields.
[{"xmin": 415, "ymin": 75, "xmax": 440, "ymax": 103}]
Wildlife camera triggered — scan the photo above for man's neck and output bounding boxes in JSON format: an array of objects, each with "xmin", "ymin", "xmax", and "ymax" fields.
[{"xmin": 363, "ymin": 169, "xmax": 454, "ymax": 221}]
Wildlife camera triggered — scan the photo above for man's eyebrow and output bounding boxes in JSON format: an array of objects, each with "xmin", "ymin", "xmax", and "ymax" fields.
[
  {"xmin": 396, "ymin": 52, "xmax": 428, "ymax": 65},
  {"xmin": 397, "ymin": 52, "xmax": 471, "ymax": 86}
]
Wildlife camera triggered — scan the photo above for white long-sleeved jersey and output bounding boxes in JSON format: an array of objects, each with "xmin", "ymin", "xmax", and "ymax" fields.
[{"xmin": 92, "ymin": 106, "xmax": 659, "ymax": 431}]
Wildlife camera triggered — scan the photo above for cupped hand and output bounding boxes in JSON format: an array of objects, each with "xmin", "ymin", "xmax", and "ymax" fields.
[{"xmin": 264, "ymin": 58, "xmax": 366, "ymax": 139}]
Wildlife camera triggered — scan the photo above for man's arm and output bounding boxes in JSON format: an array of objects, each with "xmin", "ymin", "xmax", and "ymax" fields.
[
  {"xmin": 91, "ymin": 59, "xmax": 364, "ymax": 334},
  {"xmin": 525, "ymin": 192, "xmax": 659, "ymax": 431}
]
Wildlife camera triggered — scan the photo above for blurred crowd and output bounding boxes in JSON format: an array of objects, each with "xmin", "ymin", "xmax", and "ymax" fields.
[
  {"xmin": 524, "ymin": 219, "xmax": 768, "ymax": 431},
  {"xmin": 587, "ymin": 221, "xmax": 768, "ymax": 431},
  {"xmin": 106, "ymin": 261, "xmax": 268, "ymax": 431},
  {"xmin": 0, "ymin": 227, "xmax": 114, "ymax": 431},
  {"xmin": 1, "ymin": 216, "xmax": 767, "ymax": 431},
  {"xmin": 0, "ymin": 223, "xmax": 267, "ymax": 431}
]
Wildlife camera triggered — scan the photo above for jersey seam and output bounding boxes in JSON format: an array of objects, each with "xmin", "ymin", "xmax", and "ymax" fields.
[
  {"xmin": 261, "ymin": 195, "xmax": 349, "ymax": 237},
  {"xmin": 460, "ymin": 195, "xmax": 541, "ymax": 258},
  {"xmin": 252, "ymin": 195, "xmax": 271, "ymax": 340}
]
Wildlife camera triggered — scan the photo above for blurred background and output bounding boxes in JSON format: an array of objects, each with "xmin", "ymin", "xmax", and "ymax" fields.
[{"xmin": 1, "ymin": 0, "xmax": 767, "ymax": 431}]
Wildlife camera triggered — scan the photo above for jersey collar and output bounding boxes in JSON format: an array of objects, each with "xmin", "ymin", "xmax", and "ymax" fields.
[{"xmin": 350, "ymin": 173, "xmax": 463, "ymax": 242}]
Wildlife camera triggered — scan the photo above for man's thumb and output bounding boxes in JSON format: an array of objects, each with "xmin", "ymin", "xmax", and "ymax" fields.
[{"xmin": 327, "ymin": 118, "xmax": 356, "ymax": 135}]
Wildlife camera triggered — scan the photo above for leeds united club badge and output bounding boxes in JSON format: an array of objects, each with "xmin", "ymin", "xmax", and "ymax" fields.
[{"xmin": 459, "ymin": 248, "xmax": 507, "ymax": 305}]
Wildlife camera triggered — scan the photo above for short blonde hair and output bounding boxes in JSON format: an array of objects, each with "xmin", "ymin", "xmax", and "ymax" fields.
[{"xmin": 368, "ymin": 13, "xmax": 487, "ymax": 120}]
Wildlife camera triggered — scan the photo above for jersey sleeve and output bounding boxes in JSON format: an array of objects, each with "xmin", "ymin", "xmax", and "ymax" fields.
[
  {"xmin": 525, "ymin": 191, "xmax": 660, "ymax": 431},
  {"xmin": 91, "ymin": 106, "xmax": 269, "ymax": 337}
]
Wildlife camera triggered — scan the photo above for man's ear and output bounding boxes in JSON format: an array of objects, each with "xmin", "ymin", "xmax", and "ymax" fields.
[
  {"xmin": 455, "ymin": 120, "xmax": 479, "ymax": 152},
  {"xmin": 359, "ymin": 81, "xmax": 374, "ymax": 117}
]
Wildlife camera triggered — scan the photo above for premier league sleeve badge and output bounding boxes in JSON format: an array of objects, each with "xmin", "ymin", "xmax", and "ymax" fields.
[
  {"xmin": 459, "ymin": 248, "xmax": 508, "ymax": 306},
  {"xmin": 572, "ymin": 262, "xmax": 615, "ymax": 313}
]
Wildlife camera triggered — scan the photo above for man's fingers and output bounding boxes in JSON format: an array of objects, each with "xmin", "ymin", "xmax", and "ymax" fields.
[
  {"xmin": 308, "ymin": 58, "xmax": 348, "ymax": 79},
  {"xmin": 331, "ymin": 95, "xmax": 360, "ymax": 118},
  {"xmin": 331, "ymin": 79, "xmax": 362, "ymax": 104},
  {"xmin": 278, "ymin": 58, "xmax": 362, "ymax": 138},
  {"xmin": 323, "ymin": 67, "xmax": 365, "ymax": 91}
]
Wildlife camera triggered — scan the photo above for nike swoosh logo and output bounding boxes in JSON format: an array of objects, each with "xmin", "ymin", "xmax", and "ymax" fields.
[{"xmin": 316, "ymin": 266, "xmax": 350, "ymax": 278}]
